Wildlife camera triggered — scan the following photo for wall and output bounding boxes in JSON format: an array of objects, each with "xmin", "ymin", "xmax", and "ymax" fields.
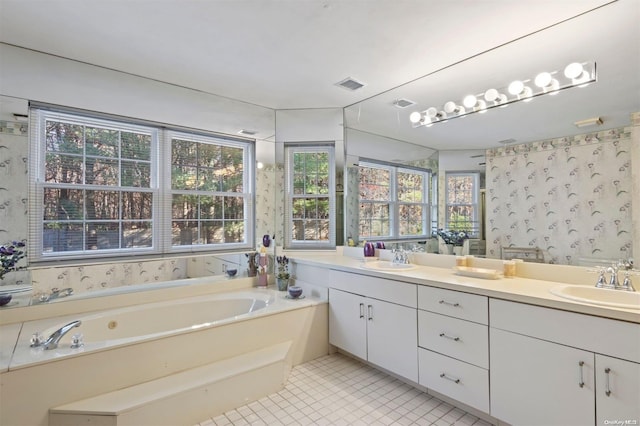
[{"xmin": 485, "ymin": 122, "xmax": 636, "ymax": 265}]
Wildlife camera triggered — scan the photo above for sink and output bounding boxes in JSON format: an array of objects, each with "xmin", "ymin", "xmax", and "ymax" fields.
[
  {"xmin": 550, "ymin": 285, "xmax": 640, "ymax": 310},
  {"xmin": 360, "ymin": 261, "xmax": 418, "ymax": 272}
]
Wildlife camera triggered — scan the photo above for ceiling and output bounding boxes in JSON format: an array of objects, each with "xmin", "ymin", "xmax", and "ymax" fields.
[{"xmin": 1, "ymin": 0, "xmax": 638, "ymax": 151}]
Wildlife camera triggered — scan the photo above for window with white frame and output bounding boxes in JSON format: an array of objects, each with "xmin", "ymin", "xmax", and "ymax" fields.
[
  {"xmin": 285, "ymin": 144, "xmax": 335, "ymax": 249},
  {"xmin": 445, "ymin": 172, "xmax": 479, "ymax": 234},
  {"xmin": 29, "ymin": 107, "xmax": 254, "ymax": 262},
  {"xmin": 358, "ymin": 161, "xmax": 430, "ymax": 240}
]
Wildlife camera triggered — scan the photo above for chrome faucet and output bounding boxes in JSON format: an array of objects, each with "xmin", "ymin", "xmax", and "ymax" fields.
[
  {"xmin": 32, "ymin": 320, "xmax": 82, "ymax": 350},
  {"xmin": 392, "ymin": 248, "xmax": 409, "ymax": 265},
  {"xmin": 595, "ymin": 263, "xmax": 636, "ymax": 292}
]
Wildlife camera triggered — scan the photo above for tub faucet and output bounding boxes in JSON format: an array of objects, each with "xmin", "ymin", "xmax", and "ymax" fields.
[{"xmin": 40, "ymin": 320, "xmax": 82, "ymax": 350}]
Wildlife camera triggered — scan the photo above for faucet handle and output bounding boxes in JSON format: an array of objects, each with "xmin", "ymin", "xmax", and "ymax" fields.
[
  {"xmin": 595, "ymin": 267, "xmax": 607, "ymax": 288},
  {"xmin": 30, "ymin": 332, "xmax": 44, "ymax": 347},
  {"xmin": 70, "ymin": 333, "xmax": 84, "ymax": 349}
]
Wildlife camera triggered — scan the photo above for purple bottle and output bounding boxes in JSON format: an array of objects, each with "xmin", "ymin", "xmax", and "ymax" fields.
[
  {"xmin": 262, "ymin": 234, "xmax": 271, "ymax": 248},
  {"xmin": 364, "ymin": 242, "xmax": 376, "ymax": 257}
]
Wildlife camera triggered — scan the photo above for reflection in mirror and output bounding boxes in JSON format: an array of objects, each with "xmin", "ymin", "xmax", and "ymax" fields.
[{"xmin": 343, "ymin": 1, "xmax": 639, "ymax": 265}]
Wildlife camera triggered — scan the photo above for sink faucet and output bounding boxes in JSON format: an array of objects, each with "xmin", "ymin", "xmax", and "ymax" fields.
[
  {"xmin": 595, "ymin": 264, "xmax": 636, "ymax": 292},
  {"xmin": 392, "ymin": 248, "xmax": 409, "ymax": 265},
  {"xmin": 32, "ymin": 320, "xmax": 82, "ymax": 350}
]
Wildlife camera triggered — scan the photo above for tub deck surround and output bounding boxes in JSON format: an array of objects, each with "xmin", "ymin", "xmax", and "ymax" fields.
[
  {"xmin": 291, "ymin": 253, "xmax": 640, "ymax": 323},
  {"xmin": 0, "ymin": 286, "xmax": 329, "ymax": 426}
]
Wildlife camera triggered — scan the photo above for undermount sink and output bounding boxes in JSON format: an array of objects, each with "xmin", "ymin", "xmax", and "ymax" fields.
[
  {"xmin": 550, "ymin": 285, "xmax": 640, "ymax": 310},
  {"xmin": 360, "ymin": 261, "xmax": 418, "ymax": 272}
]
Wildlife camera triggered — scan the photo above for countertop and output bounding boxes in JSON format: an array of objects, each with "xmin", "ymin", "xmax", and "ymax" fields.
[{"xmin": 290, "ymin": 254, "xmax": 640, "ymax": 324}]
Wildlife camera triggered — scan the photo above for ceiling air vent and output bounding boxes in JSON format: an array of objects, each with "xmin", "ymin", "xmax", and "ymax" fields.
[
  {"xmin": 392, "ymin": 99, "xmax": 415, "ymax": 108},
  {"xmin": 335, "ymin": 77, "xmax": 366, "ymax": 91}
]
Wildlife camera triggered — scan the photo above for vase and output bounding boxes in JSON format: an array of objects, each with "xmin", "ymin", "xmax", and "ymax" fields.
[
  {"xmin": 453, "ymin": 246, "xmax": 463, "ymax": 256},
  {"xmin": 277, "ymin": 277, "xmax": 289, "ymax": 291},
  {"xmin": 262, "ymin": 234, "xmax": 271, "ymax": 248},
  {"xmin": 363, "ymin": 242, "xmax": 376, "ymax": 257}
]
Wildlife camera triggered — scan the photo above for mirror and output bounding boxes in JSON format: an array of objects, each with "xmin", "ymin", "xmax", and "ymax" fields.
[{"xmin": 343, "ymin": 1, "xmax": 639, "ymax": 265}]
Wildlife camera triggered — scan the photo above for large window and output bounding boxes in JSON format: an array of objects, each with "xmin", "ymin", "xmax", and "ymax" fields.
[
  {"xmin": 445, "ymin": 172, "xmax": 479, "ymax": 234},
  {"xmin": 285, "ymin": 145, "xmax": 335, "ymax": 249},
  {"xmin": 29, "ymin": 107, "xmax": 254, "ymax": 262},
  {"xmin": 359, "ymin": 161, "xmax": 430, "ymax": 240}
]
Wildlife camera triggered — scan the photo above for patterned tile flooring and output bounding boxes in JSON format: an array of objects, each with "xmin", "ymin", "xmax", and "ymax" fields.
[{"xmin": 196, "ymin": 353, "xmax": 494, "ymax": 426}]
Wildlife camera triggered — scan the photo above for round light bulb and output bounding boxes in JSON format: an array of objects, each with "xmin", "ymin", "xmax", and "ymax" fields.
[
  {"xmin": 564, "ymin": 62, "xmax": 584, "ymax": 79},
  {"xmin": 484, "ymin": 88, "xmax": 499, "ymax": 102},
  {"xmin": 426, "ymin": 107, "xmax": 438, "ymax": 118},
  {"xmin": 257, "ymin": 161, "xmax": 264, "ymax": 169},
  {"xmin": 534, "ymin": 72, "xmax": 552, "ymax": 88},
  {"xmin": 462, "ymin": 95, "xmax": 477, "ymax": 109},
  {"xmin": 508, "ymin": 80, "xmax": 524, "ymax": 95},
  {"xmin": 409, "ymin": 111, "xmax": 423, "ymax": 124},
  {"xmin": 443, "ymin": 101, "xmax": 457, "ymax": 114}
]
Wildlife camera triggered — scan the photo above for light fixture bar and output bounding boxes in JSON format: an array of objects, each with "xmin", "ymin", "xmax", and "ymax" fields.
[{"xmin": 409, "ymin": 61, "xmax": 597, "ymax": 127}]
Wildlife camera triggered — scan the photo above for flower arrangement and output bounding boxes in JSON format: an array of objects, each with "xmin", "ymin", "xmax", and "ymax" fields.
[
  {"xmin": 0, "ymin": 241, "xmax": 27, "ymax": 280},
  {"xmin": 434, "ymin": 229, "xmax": 470, "ymax": 246},
  {"xmin": 276, "ymin": 255, "xmax": 290, "ymax": 280}
]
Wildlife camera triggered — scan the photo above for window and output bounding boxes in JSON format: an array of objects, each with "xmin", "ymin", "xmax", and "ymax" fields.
[
  {"xmin": 285, "ymin": 145, "xmax": 335, "ymax": 249},
  {"xmin": 445, "ymin": 172, "xmax": 479, "ymax": 234},
  {"xmin": 29, "ymin": 108, "xmax": 254, "ymax": 262},
  {"xmin": 358, "ymin": 161, "xmax": 430, "ymax": 240}
]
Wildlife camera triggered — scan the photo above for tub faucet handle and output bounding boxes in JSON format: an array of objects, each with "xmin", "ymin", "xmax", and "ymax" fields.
[
  {"xmin": 70, "ymin": 333, "xmax": 84, "ymax": 349},
  {"xmin": 30, "ymin": 332, "xmax": 44, "ymax": 347}
]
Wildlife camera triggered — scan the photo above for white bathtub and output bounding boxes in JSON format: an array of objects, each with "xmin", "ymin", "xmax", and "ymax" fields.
[
  {"xmin": 10, "ymin": 287, "xmax": 319, "ymax": 369},
  {"xmin": 1, "ymin": 284, "xmax": 329, "ymax": 426}
]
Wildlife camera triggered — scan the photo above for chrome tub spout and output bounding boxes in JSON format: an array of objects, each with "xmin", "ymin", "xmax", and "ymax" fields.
[{"xmin": 42, "ymin": 320, "xmax": 82, "ymax": 350}]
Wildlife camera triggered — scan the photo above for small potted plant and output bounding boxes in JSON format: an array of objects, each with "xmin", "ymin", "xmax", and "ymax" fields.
[
  {"xmin": 276, "ymin": 255, "xmax": 290, "ymax": 291},
  {"xmin": 0, "ymin": 240, "xmax": 27, "ymax": 306}
]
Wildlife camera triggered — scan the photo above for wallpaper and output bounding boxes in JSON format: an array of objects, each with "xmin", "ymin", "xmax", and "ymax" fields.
[{"xmin": 486, "ymin": 127, "xmax": 633, "ymax": 265}]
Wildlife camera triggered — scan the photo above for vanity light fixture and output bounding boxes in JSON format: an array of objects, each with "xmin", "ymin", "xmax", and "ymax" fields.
[{"xmin": 409, "ymin": 61, "xmax": 597, "ymax": 128}]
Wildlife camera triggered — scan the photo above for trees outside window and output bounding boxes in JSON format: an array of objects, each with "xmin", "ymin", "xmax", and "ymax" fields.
[
  {"xmin": 445, "ymin": 172, "xmax": 479, "ymax": 235},
  {"xmin": 30, "ymin": 108, "xmax": 254, "ymax": 261},
  {"xmin": 285, "ymin": 145, "xmax": 335, "ymax": 249},
  {"xmin": 359, "ymin": 162, "xmax": 430, "ymax": 241}
]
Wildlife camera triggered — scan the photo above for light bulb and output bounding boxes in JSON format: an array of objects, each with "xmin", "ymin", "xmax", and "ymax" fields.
[
  {"xmin": 508, "ymin": 80, "xmax": 524, "ymax": 95},
  {"xmin": 443, "ymin": 101, "xmax": 457, "ymax": 114},
  {"xmin": 426, "ymin": 107, "xmax": 439, "ymax": 118},
  {"xmin": 534, "ymin": 72, "xmax": 552, "ymax": 88},
  {"xmin": 257, "ymin": 162, "xmax": 264, "ymax": 169},
  {"xmin": 484, "ymin": 88, "xmax": 499, "ymax": 102},
  {"xmin": 463, "ymin": 95, "xmax": 477, "ymax": 109},
  {"xmin": 409, "ymin": 111, "xmax": 423, "ymax": 124},
  {"xmin": 564, "ymin": 62, "xmax": 584, "ymax": 79}
]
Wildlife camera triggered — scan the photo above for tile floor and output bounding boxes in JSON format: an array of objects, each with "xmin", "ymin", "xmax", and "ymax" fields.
[{"xmin": 196, "ymin": 353, "xmax": 494, "ymax": 426}]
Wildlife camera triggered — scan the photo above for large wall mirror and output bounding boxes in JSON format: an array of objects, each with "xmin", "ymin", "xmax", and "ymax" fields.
[{"xmin": 343, "ymin": 0, "xmax": 639, "ymax": 265}]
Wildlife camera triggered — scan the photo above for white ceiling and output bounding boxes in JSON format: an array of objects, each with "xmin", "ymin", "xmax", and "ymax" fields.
[{"xmin": 1, "ymin": 0, "xmax": 638, "ymax": 152}]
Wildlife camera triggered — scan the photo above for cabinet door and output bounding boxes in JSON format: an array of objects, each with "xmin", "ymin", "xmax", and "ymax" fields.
[
  {"xmin": 490, "ymin": 328, "xmax": 595, "ymax": 426},
  {"xmin": 596, "ymin": 354, "xmax": 640, "ymax": 425},
  {"xmin": 367, "ymin": 298, "xmax": 418, "ymax": 382},
  {"xmin": 329, "ymin": 289, "xmax": 367, "ymax": 360}
]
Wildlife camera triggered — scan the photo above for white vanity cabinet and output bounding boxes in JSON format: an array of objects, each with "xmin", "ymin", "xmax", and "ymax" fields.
[
  {"xmin": 490, "ymin": 299, "xmax": 640, "ymax": 426},
  {"xmin": 328, "ymin": 270, "xmax": 418, "ymax": 382},
  {"xmin": 417, "ymin": 285, "xmax": 490, "ymax": 413},
  {"xmin": 595, "ymin": 354, "xmax": 640, "ymax": 426}
]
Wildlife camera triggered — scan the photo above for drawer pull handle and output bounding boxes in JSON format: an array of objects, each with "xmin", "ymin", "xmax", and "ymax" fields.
[
  {"xmin": 604, "ymin": 367, "xmax": 612, "ymax": 397},
  {"xmin": 438, "ymin": 300, "xmax": 460, "ymax": 308},
  {"xmin": 439, "ymin": 373, "xmax": 461, "ymax": 384},
  {"xmin": 439, "ymin": 333, "xmax": 460, "ymax": 342},
  {"xmin": 367, "ymin": 304, "xmax": 373, "ymax": 321},
  {"xmin": 359, "ymin": 303, "xmax": 364, "ymax": 319},
  {"xmin": 578, "ymin": 361, "xmax": 585, "ymax": 388}
]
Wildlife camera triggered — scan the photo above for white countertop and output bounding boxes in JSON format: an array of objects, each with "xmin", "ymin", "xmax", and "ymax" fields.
[{"xmin": 291, "ymin": 254, "xmax": 640, "ymax": 324}]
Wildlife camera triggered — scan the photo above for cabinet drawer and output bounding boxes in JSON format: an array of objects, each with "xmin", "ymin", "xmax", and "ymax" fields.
[
  {"xmin": 418, "ymin": 348, "xmax": 489, "ymax": 413},
  {"xmin": 490, "ymin": 299, "xmax": 640, "ymax": 363},
  {"xmin": 329, "ymin": 270, "xmax": 417, "ymax": 308},
  {"xmin": 418, "ymin": 286, "xmax": 488, "ymax": 324},
  {"xmin": 418, "ymin": 310, "xmax": 488, "ymax": 369}
]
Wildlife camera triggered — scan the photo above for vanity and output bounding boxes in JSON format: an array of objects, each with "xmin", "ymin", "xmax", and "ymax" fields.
[{"xmin": 292, "ymin": 253, "xmax": 640, "ymax": 426}]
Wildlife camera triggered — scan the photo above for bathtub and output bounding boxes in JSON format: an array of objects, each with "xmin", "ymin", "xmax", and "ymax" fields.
[
  {"xmin": 9, "ymin": 287, "xmax": 322, "ymax": 370},
  {"xmin": 1, "ymin": 284, "xmax": 329, "ymax": 426}
]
